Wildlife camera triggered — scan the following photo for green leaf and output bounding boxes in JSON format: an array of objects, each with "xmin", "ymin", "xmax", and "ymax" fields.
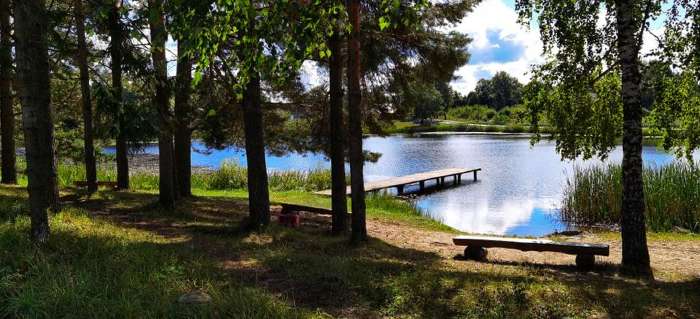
[{"xmin": 379, "ymin": 17, "xmax": 390, "ymax": 31}]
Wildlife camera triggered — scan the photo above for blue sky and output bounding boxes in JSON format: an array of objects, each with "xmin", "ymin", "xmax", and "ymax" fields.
[{"xmin": 447, "ymin": 0, "xmax": 667, "ymax": 94}]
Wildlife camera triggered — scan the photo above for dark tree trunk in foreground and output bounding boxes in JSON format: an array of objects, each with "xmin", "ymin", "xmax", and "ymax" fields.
[
  {"xmin": 110, "ymin": 1, "xmax": 128, "ymax": 190},
  {"xmin": 347, "ymin": 0, "xmax": 366, "ymax": 242},
  {"xmin": 15, "ymin": 0, "xmax": 58, "ymax": 242},
  {"xmin": 74, "ymin": 0, "xmax": 97, "ymax": 193},
  {"xmin": 242, "ymin": 72, "xmax": 270, "ymax": 229},
  {"xmin": 174, "ymin": 41, "xmax": 192, "ymax": 197},
  {"xmin": 148, "ymin": 0, "xmax": 175, "ymax": 209},
  {"xmin": 0, "ymin": 0, "xmax": 15, "ymax": 184},
  {"xmin": 241, "ymin": 14, "xmax": 270, "ymax": 230},
  {"xmin": 329, "ymin": 31, "xmax": 348, "ymax": 234},
  {"xmin": 615, "ymin": 0, "xmax": 652, "ymax": 278}
]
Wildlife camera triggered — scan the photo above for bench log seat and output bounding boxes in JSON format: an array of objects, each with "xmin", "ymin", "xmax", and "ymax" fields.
[
  {"xmin": 453, "ymin": 235, "xmax": 609, "ymax": 270},
  {"xmin": 73, "ymin": 181, "xmax": 119, "ymax": 189},
  {"xmin": 279, "ymin": 203, "xmax": 333, "ymax": 215}
]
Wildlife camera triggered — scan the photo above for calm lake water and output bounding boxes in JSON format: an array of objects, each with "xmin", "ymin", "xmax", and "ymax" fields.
[{"xmin": 109, "ymin": 134, "xmax": 683, "ymax": 237}]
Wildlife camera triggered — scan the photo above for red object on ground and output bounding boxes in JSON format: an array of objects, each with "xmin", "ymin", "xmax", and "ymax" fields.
[{"xmin": 278, "ymin": 213, "xmax": 301, "ymax": 227}]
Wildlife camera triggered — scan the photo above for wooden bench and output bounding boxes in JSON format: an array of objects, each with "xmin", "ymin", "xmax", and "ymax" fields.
[
  {"xmin": 453, "ymin": 235, "xmax": 609, "ymax": 270},
  {"xmin": 277, "ymin": 203, "xmax": 332, "ymax": 228},
  {"xmin": 279, "ymin": 203, "xmax": 333, "ymax": 215},
  {"xmin": 73, "ymin": 181, "xmax": 119, "ymax": 189}
]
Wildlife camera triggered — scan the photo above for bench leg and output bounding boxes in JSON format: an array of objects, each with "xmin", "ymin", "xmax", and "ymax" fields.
[
  {"xmin": 464, "ymin": 246, "xmax": 488, "ymax": 261},
  {"xmin": 575, "ymin": 254, "xmax": 595, "ymax": 270}
]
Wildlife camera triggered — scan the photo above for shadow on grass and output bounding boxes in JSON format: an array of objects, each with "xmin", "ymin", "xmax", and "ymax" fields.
[{"xmin": 0, "ymin": 187, "xmax": 698, "ymax": 318}]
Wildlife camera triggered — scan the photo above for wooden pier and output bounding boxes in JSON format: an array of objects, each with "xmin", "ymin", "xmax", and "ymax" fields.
[{"xmin": 315, "ymin": 168, "xmax": 481, "ymax": 196}]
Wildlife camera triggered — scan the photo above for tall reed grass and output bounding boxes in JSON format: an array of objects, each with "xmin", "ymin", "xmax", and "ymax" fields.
[
  {"xmin": 55, "ymin": 160, "xmax": 332, "ymax": 192},
  {"xmin": 562, "ymin": 162, "xmax": 700, "ymax": 232},
  {"xmin": 55, "ymin": 164, "xmax": 160, "ymax": 190}
]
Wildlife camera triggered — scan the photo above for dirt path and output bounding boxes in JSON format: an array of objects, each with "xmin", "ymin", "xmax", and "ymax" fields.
[
  {"xmin": 83, "ymin": 193, "xmax": 699, "ymax": 282},
  {"xmin": 367, "ymin": 218, "xmax": 700, "ymax": 281}
]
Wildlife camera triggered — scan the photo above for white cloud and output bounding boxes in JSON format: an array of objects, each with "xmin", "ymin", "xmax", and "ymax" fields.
[
  {"xmin": 449, "ymin": 0, "xmax": 544, "ymax": 94},
  {"xmin": 641, "ymin": 27, "xmax": 665, "ymax": 60},
  {"xmin": 299, "ymin": 61, "xmax": 326, "ymax": 88}
]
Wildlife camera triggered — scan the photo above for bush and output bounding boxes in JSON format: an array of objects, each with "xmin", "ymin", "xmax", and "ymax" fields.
[
  {"xmin": 201, "ymin": 161, "xmax": 248, "ymax": 190},
  {"xmin": 562, "ymin": 162, "xmax": 700, "ymax": 232},
  {"xmin": 447, "ymin": 105, "xmax": 494, "ymax": 122},
  {"xmin": 447, "ymin": 105, "xmax": 528, "ymax": 126}
]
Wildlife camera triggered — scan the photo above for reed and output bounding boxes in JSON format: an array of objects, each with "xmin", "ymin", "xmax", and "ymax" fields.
[
  {"xmin": 55, "ymin": 160, "xmax": 332, "ymax": 192},
  {"xmin": 55, "ymin": 164, "xmax": 161, "ymax": 191},
  {"xmin": 562, "ymin": 162, "xmax": 700, "ymax": 232}
]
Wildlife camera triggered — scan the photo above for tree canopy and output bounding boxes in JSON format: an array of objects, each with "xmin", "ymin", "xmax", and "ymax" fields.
[{"xmin": 466, "ymin": 71, "xmax": 523, "ymax": 110}]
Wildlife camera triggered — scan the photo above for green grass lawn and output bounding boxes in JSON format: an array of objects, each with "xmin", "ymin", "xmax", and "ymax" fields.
[
  {"xmin": 1, "ymin": 185, "xmax": 699, "ymax": 318},
  {"xmin": 384, "ymin": 120, "xmax": 541, "ymax": 135},
  {"xmin": 192, "ymin": 189, "xmax": 456, "ymax": 233}
]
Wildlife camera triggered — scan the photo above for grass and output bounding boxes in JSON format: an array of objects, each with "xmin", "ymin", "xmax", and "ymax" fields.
[
  {"xmin": 53, "ymin": 160, "xmax": 332, "ymax": 193},
  {"xmin": 562, "ymin": 162, "xmax": 700, "ymax": 232},
  {"xmin": 192, "ymin": 189, "xmax": 456, "ymax": 233},
  {"xmin": 0, "ymin": 185, "xmax": 698, "ymax": 318},
  {"xmin": 2, "ymin": 163, "xmax": 700, "ymax": 317},
  {"xmin": 595, "ymin": 229, "xmax": 700, "ymax": 242},
  {"xmin": 385, "ymin": 118, "xmax": 656, "ymax": 137},
  {"xmin": 385, "ymin": 119, "xmax": 545, "ymax": 135},
  {"xmin": 53, "ymin": 162, "xmax": 453, "ymax": 233},
  {"xmin": 0, "ymin": 197, "xmax": 319, "ymax": 318}
]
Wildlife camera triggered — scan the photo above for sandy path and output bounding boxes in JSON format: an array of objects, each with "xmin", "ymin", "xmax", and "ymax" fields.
[{"xmin": 367, "ymin": 218, "xmax": 700, "ymax": 281}]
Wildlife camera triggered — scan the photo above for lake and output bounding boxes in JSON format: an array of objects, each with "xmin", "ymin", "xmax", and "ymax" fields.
[{"xmin": 110, "ymin": 134, "xmax": 683, "ymax": 237}]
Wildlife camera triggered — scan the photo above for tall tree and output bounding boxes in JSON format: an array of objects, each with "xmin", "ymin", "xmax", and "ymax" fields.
[
  {"xmin": 242, "ymin": 69, "xmax": 270, "ymax": 229},
  {"xmin": 517, "ymin": 0, "xmax": 659, "ymax": 277},
  {"xmin": 615, "ymin": 0, "xmax": 651, "ymax": 278},
  {"xmin": 0, "ymin": 0, "xmax": 15, "ymax": 184},
  {"xmin": 148, "ymin": 0, "xmax": 175, "ymax": 208},
  {"xmin": 110, "ymin": 0, "xmax": 129, "ymax": 190},
  {"xmin": 650, "ymin": 1, "xmax": 700, "ymax": 160},
  {"xmin": 240, "ymin": 12, "xmax": 271, "ymax": 229},
  {"xmin": 15, "ymin": 0, "xmax": 58, "ymax": 242},
  {"xmin": 347, "ymin": 0, "xmax": 366, "ymax": 242},
  {"xmin": 174, "ymin": 41, "xmax": 193, "ymax": 197},
  {"xmin": 329, "ymin": 18, "xmax": 348, "ymax": 234},
  {"xmin": 170, "ymin": 0, "xmax": 337, "ymax": 229},
  {"xmin": 74, "ymin": 0, "xmax": 97, "ymax": 193}
]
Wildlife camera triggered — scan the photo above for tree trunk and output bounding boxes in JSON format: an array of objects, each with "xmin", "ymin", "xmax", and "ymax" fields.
[
  {"xmin": 174, "ymin": 41, "xmax": 192, "ymax": 197},
  {"xmin": 242, "ymin": 72, "xmax": 270, "ymax": 230},
  {"xmin": 15, "ymin": 0, "xmax": 58, "ymax": 242},
  {"xmin": 148, "ymin": 0, "xmax": 175, "ymax": 209},
  {"xmin": 329, "ymin": 30, "xmax": 347, "ymax": 234},
  {"xmin": 346, "ymin": 0, "xmax": 366, "ymax": 242},
  {"xmin": 74, "ymin": 0, "xmax": 97, "ymax": 193},
  {"xmin": 110, "ymin": 1, "xmax": 128, "ymax": 190},
  {"xmin": 0, "ymin": 0, "xmax": 15, "ymax": 184},
  {"xmin": 615, "ymin": 0, "xmax": 652, "ymax": 278}
]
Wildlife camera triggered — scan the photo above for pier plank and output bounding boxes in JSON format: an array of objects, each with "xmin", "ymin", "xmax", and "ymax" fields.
[{"xmin": 314, "ymin": 168, "xmax": 481, "ymax": 196}]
